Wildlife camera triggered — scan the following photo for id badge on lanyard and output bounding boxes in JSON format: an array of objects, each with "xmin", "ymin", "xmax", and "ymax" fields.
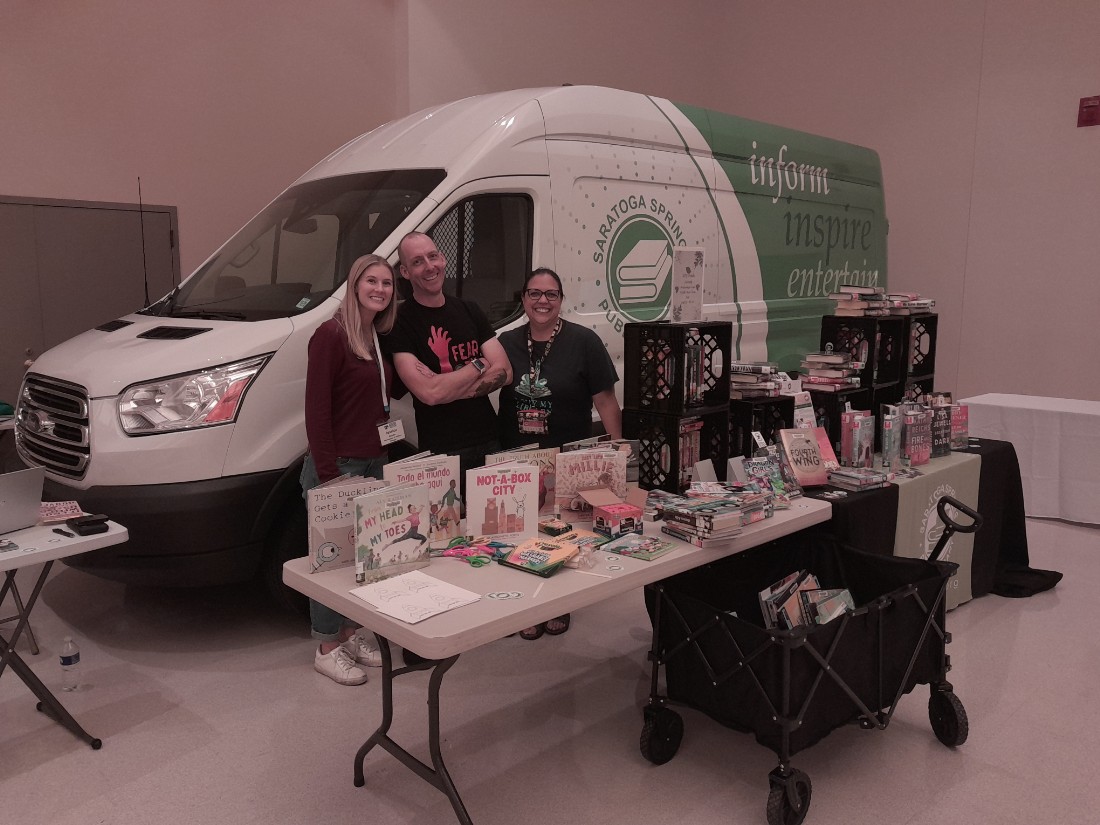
[{"xmin": 517, "ymin": 407, "xmax": 549, "ymax": 435}]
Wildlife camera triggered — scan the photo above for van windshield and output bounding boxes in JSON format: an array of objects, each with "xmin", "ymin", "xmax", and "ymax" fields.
[{"xmin": 142, "ymin": 169, "xmax": 445, "ymax": 322}]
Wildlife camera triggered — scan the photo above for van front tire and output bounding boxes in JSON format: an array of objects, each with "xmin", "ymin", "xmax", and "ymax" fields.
[{"xmin": 262, "ymin": 502, "xmax": 310, "ymax": 616}]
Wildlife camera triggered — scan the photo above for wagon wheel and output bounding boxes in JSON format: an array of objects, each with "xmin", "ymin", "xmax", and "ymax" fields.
[
  {"xmin": 766, "ymin": 768, "xmax": 812, "ymax": 825},
  {"xmin": 639, "ymin": 706, "xmax": 683, "ymax": 765},
  {"xmin": 929, "ymin": 690, "xmax": 968, "ymax": 747}
]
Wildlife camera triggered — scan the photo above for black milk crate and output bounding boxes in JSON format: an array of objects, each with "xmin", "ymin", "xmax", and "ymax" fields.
[
  {"xmin": 624, "ymin": 321, "xmax": 732, "ymax": 415},
  {"xmin": 820, "ymin": 315, "xmax": 908, "ymax": 387},
  {"xmin": 906, "ymin": 313, "xmax": 938, "ymax": 378},
  {"xmin": 806, "ymin": 386, "xmax": 872, "ymax": 453},
  {"xmin": 903, "ymin": 376, "xmax": 935, "ymax": 405},
  {"xmin": 729, "ymin": 396, "xmax": 795, "ymax": 459},
  {"xmin": 623, "ymin": 407, "xmax": 730, "ymax": 493}
]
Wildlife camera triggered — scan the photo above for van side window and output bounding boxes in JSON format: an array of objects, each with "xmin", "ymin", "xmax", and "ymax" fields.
[{"xmin": 426, "ymin": 194, "xmax": 532, "ymax": 327}]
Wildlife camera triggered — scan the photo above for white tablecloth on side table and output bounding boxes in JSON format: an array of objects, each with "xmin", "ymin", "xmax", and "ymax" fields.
[{"xmin": 958, "ymin": 393, "xmax": 1100, "ymax": 524}]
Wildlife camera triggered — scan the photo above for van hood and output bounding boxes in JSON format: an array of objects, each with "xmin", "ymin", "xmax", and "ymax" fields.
[{"xmin": 28, "ymin": 314, "xmax": 294, "ymax": 398}]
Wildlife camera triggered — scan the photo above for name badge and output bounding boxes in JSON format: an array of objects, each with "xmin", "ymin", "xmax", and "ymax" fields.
[{"xmin": 378, "ymin": 419, "xmax": 405, "ymax": 446}]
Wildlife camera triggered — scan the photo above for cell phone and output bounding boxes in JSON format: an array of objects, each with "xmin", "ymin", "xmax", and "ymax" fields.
[{"xmin": 66, "ymin": 514, "xmax": 110, "ymax": 536}]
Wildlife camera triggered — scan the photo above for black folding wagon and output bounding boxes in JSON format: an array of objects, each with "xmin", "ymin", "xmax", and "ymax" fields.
[{"xmin": 641, "ymin": 496, "xmax": 982, "ymax": 825}]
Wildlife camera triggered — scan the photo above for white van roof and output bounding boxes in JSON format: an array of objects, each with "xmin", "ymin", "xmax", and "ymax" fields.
[{"xmin": 295, "ymin": 85, "xmax": 718, "ymax": 188}]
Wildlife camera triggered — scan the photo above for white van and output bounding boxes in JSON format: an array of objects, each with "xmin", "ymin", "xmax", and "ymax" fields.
[{"xmin": 14, "ymin": 85, "xmax": 887, "ymax": 605}]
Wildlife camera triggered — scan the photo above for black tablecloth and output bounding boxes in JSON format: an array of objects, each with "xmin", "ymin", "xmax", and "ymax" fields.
[{"xmin": 808, "ymin": 439, "xmax": 1060, "ymax": 599}]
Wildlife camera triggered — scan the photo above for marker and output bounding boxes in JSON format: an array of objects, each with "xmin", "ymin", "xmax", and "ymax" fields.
[{"xmin": 53, "ymin": 528, "xmax": 74, "ymax": 537}]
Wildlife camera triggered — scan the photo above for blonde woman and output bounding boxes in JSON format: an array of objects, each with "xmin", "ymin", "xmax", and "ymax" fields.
[{"xmin": 301, "ymin": 254, "xmax": 397, "ymax": 685}]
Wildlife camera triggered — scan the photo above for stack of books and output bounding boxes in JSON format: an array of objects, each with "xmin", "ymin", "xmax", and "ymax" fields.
[
  {"xmin": 653, "ymin": 484, "xmax": 774, "ymax": 548},
  {"xmin": 728, "ymin": 361, "xmax": 781, "ymax": 400},
  {"xmin": 799, "ymin": 351, "xmax": 864, "ymax": 391},
  {"xmin": 827, "ymin": 466, "xmax": 890, "ymax": 492},
  {"xmin": 827, "ymin": 284, "xmax": 889, "ymax": 316},
  {"xmin": 759, "ymin": 570, "xmax": 855, "ymax": 628},
  {"xmin": 883, "ymin": 291, "xmax": 936, "ymax": 315}
]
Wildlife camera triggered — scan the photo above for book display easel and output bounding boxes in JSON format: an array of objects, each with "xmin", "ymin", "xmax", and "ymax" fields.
[{"xmin": 622, "ymin": 321, "xmax": 732, "ymax": 492}]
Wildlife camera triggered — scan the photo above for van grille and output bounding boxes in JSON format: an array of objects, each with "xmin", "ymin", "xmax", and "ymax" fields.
[{"xmin": 15, "ymin": 374, "xmax": 91, "ymax": 479}]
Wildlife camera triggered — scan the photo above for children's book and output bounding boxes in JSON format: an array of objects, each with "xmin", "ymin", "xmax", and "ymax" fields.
[
  {"xmin": 383, "ymin": 453, "xmax": 462, "ymax": 545},
  {"xmin": 464, "ymin": 461, "xmax": 539, "ymax": 543},
  {"xmin": 354, "ymin": 482, "xmax": 431, "ymax": 584},
  {"xmin": 600, "ymin": 532, "xmax": 677, "ymax": 562},
  {"xmin": 485, "ymin": 444, "xmax": 560, "ymax": 515},
  {"xmin": 306, "ymin": 474, "xmax": 387, "ymax": 573},
  {"xmin": 496, "ymin": 535, "xmax": 580, "ymax": 577},
  {"xmin": 554, "ymin": 448, "xmax": 628, "ymax": 522}
]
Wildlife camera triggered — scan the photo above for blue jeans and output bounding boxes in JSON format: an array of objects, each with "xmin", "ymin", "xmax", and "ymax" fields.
[{"xmin": 300, "ymin": 453, "xmax": 385, "ymax": 641}]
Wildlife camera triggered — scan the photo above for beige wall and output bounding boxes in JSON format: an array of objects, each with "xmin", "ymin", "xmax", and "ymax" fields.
[
  {"xmin": 3, "ymin": 0, "xmax": 1097, "ymax": 399},
  {"xmin": 0, "ymin": 0, "xmax": 399, "ymax": 276}
]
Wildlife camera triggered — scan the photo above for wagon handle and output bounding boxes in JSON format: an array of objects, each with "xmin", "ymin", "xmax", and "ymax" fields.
[{"xmin": 937, "ymin": 495, "xmax": 983, "ymax": 534}]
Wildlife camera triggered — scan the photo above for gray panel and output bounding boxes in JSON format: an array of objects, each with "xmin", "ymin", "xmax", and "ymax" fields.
[
  {"xmin": 0, "ymin": 203, "xmax": 44, "ymax": 403},
  {"xmin": 33, "ymin": 205, "xmax": 177, "ymax": 347}
]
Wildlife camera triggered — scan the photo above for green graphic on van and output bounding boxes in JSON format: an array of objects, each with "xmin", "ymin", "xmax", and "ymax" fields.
[{"xmin": 606, "ymin": 216, "xmax": 674, "ymax": 322}]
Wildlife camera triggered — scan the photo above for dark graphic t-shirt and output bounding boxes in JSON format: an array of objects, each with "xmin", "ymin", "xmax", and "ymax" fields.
[
  {"xmin": 497, "ymin": 319, "xmax": 619, "ymax": 449},
  {"xmin": 385, "ymin": 296, "xmax": 498, "ymax": 451}
]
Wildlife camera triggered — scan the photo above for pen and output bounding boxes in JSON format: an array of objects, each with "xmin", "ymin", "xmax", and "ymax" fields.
[{"xmin": 53, "ymin": 528, "xmax": 74, "ymax": 537}]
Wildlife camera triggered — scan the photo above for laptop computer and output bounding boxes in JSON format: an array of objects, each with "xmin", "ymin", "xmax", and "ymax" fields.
[{"xmin": 0, "ymin": 466, "xmax": 46, "ymax": 535}]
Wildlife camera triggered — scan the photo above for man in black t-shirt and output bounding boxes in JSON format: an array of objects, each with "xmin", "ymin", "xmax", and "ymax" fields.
[{"xmin": 387, "ymin": 232, "xmax": 511, "ymax": 477}]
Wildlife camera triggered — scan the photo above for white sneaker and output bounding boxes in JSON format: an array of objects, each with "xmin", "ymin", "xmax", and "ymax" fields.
[
  {"xmin": 342, "ymin": 633, "xmax": 383, "ymax": 668},
  {"xmin": 314, "ymin": 645, "xmax": 369, "ymax": 685}
]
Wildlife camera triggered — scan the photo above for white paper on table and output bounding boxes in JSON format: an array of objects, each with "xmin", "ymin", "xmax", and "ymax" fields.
[{"xmin": 349, "ymin": 570, "xmax": 481, "ymax": 624}]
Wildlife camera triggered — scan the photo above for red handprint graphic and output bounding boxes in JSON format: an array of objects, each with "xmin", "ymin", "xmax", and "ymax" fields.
[{"xmin": 427, "ymin": 325, "xmax": 453, "ymax": 373}]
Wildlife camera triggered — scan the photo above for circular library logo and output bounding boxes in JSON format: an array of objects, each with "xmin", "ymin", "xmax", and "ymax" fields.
[{"xmin": 606, "ymin": 216, "xmax": 674, "ymax": 322}]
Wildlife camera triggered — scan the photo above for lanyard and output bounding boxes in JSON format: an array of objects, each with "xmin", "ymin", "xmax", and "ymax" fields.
[
  {"xmin": 372, "ymin": 325, "xmax": 389, "ymax": 417},
  {"xmin": 526, "ymin": 319, "xmax": 562, "ymax": 381}
]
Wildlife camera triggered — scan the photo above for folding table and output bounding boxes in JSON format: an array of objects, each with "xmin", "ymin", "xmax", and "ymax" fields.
[{"xmin": 0, "ymin": 520, "xmax": 128, "ymax": 748}]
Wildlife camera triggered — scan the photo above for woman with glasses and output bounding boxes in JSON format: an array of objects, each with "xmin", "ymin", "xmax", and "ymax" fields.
[{"xmin": 497, "ymin": 267, "xmax": 622, "ymax": 639}]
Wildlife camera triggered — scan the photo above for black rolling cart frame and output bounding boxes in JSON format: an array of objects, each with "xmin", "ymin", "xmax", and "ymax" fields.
[{"xmin": 639, "ymin": 496, "xmax": 982, "ymax": 825}]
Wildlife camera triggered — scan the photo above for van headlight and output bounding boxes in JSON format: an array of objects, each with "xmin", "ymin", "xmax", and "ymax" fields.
[{"xmin": 118, "ymin": 355, "xmax": 269, "ymax": 434}]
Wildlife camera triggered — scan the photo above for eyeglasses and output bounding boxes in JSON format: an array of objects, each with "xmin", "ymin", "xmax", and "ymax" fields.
[{"xmin": 524, "ymin": 289, "xmax": 562, "ymax": 302}]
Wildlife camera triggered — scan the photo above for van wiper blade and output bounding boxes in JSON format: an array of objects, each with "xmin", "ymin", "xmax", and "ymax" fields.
[{"xmin": 169, "ymin": 309, "xmax": 247, "ymax": 321}]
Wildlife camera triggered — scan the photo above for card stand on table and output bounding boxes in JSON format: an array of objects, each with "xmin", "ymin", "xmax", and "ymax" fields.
[
  {"xmin": 729, "ymin": 396, "xmax": 794, "ymax": 459},
  {"xmin": 807, "ymin": 386, "xmax": 872, "ymax": 454},
  {"xmin": 906, "ymin": 313, "xmax": 938, "ymax": 379},
  {"xmin": 623, "ymin": 407, "xmax": 730, "ymax": 493},
  {"xmin": 820, "ymin": 315, "xmax": 908, "ymax": 388},
  {"xmin": 623, "ymin": 321, "xmax": 732, "ymax": 415}
]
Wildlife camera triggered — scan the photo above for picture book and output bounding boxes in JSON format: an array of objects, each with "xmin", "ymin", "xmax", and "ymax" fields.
[
  {"xmin": 354, "ymin": 482, "xmax": 431, "ymax": 585},
  {"xmin": 306, "ymin": 474, "xmax": 388, "ymax": 573},
  {"xmin": 464, "ymin": 461, "xmax": 539, "ymax": 543},
  {"xmin": 554, "ymin": 448, "xmax": 628, "ymax": 521},
  {"xmin": 600, "ymin": 532, "xmax": 677, "ymax": 562},
  {"xmin": 777, "ymin": 428, "xmax": 829, "ymax": 487},
  {"xmin": 486, "ymin": 444, "xmax": 560, "ymax": 515},
  {"xmin": 383, "ymin": 452, "xmax": 462, "ymax": 545},
  {"xmin": 496, "ymin": 535, "xmax": 580, "ymax": 577}
]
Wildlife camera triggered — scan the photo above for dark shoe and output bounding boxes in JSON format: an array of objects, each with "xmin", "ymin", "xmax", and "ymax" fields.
[
  {"xmin": 544, "ymin": 614, "xmax": 571, "ymax": 635},
  {"xmin": 519, "ymin": 623, "xmax": 546, "ymax": 640},
  {"xmin": 402, "ymin": 648, "xmax": 432, "ymax": 667}
]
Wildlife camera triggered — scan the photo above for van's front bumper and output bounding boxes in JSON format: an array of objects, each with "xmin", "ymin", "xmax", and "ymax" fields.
[{"xmin": 48, "ymin": 470, "xmax": 286, "ymax": 587}]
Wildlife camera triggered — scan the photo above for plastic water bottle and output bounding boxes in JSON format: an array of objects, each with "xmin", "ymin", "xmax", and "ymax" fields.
[{"xmin": 59, "ymin": 636, "xmax": 81, "ymax": 692}]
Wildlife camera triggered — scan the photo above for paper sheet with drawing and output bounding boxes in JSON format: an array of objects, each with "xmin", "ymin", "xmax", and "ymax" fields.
[{"xmin": 349, "ymin": 570, "xmax": 481, "ymax": 624}]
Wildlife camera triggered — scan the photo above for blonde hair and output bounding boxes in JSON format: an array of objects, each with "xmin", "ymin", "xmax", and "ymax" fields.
[{"xmin": 336, "ymin": 254, "xmax": 397, "ymax": 360}]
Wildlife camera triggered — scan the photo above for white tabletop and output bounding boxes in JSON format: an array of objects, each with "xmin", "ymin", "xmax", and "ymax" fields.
[
  {"xmin": 959, "ymin": 393, "xmax": 1100, "ymax": 415},
  {"xmin": 284, "ymin": 497, "xmax": 832, "ymax": 659},
  {"xmin": 0, "ymin": 522, "xmax": 129, "ymax": 573}
]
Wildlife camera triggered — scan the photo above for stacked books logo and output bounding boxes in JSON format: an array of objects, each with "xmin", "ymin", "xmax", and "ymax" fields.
[{"xmin": 607, "ymin": 218, "xmax": 674, "ymax": 321}]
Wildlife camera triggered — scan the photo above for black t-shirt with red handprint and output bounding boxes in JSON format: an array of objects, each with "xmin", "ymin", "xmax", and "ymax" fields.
[{"xmin": 384, "ymin": 295, "xmax": 498, "ymax": 451}]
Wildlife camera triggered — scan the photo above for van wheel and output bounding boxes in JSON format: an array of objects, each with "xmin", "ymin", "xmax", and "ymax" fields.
[{"xmin": 262, "ymin": 502, "xmax": 310, "ymax": 616}]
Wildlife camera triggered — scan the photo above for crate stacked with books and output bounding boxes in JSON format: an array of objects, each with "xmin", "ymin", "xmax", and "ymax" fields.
[
  {"xmin": 623, "ymin": 321, "xmax": 732, "ymax": 493},
  {"xmin": 727, "ymin": 359, "xmax": 794, "ymax": 458},
  {"xmin": 820, "ymin": 313, "xmax": 908, "ymax": 389}
]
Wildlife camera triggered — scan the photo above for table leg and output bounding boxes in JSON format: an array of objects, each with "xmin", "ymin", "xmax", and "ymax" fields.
[
  {"xmin": 353, "ymin": 636, "xmax": 471, "ymax": 825},
  {"xmin": 0, "ymin": 564, "xmax": 101, "ymax": 749}
]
